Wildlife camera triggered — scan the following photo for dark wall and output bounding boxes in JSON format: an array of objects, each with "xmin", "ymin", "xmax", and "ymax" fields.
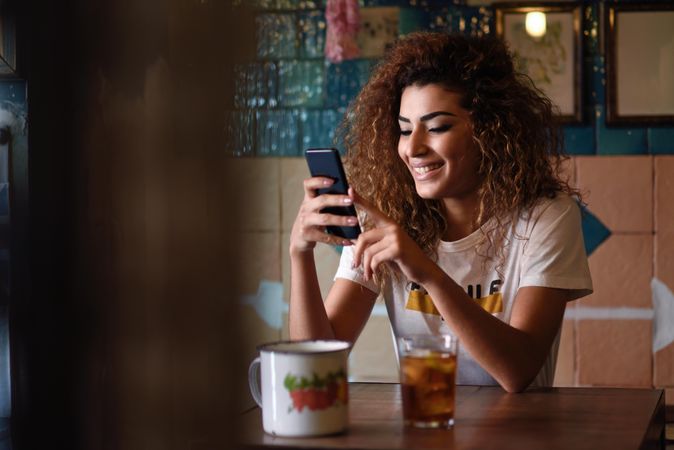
[{"xmin": 13, "ymin": 1, "xmax": 253, "ymax": 449}]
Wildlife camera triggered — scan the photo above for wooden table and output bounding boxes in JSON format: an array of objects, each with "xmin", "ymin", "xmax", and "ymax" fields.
[{"xmin": 238, "ymin": 383, "xmax": 665, "ymax": 450}]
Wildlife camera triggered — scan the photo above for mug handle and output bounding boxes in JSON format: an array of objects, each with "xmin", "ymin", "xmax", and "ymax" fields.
[{"xmin": 248, "ymin": 357, "xmax": 263, "ymax": 407}]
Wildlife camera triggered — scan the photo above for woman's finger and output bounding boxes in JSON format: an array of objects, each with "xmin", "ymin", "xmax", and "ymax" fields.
[
  {"xmin": 301, "ymin": 211, "xmax": 358, "ymax": 229},
  {"xmin": 368, "ymin": 243, "xmax": 397, "ymax": 278},
  {"xmin": 362, "ymin": 238, "xmax": 392, "ymax": 280},
  {"xmin": 301, "ymin": 226, "xmax": 353, "ymax": 247},
  {"xmin": 311, "ymin": 192, "xmax": 354, "ymax": 211},
  {"xmin": 352, "ymin": 228, "xmax": 386, "ymax": 269},
  {"xmin": 302, "ymin": 177, "xmax": 335, "ymax": 198}
]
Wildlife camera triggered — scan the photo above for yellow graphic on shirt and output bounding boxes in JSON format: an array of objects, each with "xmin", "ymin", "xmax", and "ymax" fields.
[
  {"xmin": 474, "ymin": 293, "xmax": 503, "ymax": 314},
  {"xmin": 405, "ymin": 290, "xmax": 503, "ymax": 315},
  {"xmin": 405, "ymin": 290, "xmax": 440, "ymax": 315}
]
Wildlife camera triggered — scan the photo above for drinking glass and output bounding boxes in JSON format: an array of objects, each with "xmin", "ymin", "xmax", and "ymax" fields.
[{"xmin": 398, "ymin": 334, "xmax": 458, "ymax": 429}]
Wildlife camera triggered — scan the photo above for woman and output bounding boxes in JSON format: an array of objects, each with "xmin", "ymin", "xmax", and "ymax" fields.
[{"xmin": 288, "ymin": 32, "xmax": 592, "ymax": 392}]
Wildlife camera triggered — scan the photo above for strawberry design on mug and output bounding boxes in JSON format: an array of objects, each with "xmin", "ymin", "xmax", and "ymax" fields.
[{"xmin": 284, "ymin": 369, "xmax": 348, "ymax": 413}]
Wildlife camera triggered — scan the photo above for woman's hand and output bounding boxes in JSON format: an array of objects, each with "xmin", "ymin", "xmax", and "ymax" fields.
[
  {"xmin": 351, "ymin": 189, "xmax": 439, "ymax": 285},
  {"xmin": 289, "ymin": 177, "xmax": 358, "ymax": 255}
]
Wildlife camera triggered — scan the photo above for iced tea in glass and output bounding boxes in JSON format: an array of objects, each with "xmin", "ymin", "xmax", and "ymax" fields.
[{"xmin": 398, "ymin": 335, "xmax": 458, "ymax": 428}]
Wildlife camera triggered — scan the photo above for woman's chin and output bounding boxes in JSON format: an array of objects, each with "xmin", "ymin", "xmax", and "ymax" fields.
[{"xmin": 414, "ymin": 185, "xmax": 442, "ymax": 200}]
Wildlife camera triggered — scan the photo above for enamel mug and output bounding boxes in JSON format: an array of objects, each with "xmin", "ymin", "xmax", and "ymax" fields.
[{"xmin": 248, "ymin": 340, "xmax": 350, "ymax": 437}]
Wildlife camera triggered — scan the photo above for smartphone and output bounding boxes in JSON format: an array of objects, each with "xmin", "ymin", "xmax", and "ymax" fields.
[{"xmin": 305, "ymin": 148, "xmax": 361, "ymax": 240}]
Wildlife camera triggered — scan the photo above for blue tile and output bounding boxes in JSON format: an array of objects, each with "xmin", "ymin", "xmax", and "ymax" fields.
[
  {"xmin": 0, "ymin": 81, "xmax": 26, "ymax": 103},
  {"xmin": 234, "ymin": 63, "xmax": 264, "ymax": 109},
  {"xmin": 563, "ymin": 126, "xmax": 595, "ymax": 155},
  {"xmin": 278, "ymin": 60, "xmax": 324, "ymax": 108},
  {"xmin": 405, "ymin": 5, "xmax": 492, "ymax": 35},
  {"xmin": 224, "ymin": 110, "xmax": 255, "ymax": 157},
  {"xmin": 361, "ymin": 0, "xmax": 409, "ymax": 6},
  {"xmin": 423, "ymin": 0, "xmax": 465, "ymax": 6},
  {"xmin": 264, "ymin": 62, "xmax": 280, "ymax": 108},
  {"xmin": 299, "ymin": 11, "xmax": 326, "ymax": 58},
  {"xmin": 648, "ymin": 128, "xmax": 674, "ymax": 154},
  {"xmin": 233, "ymin": 62, "xmax": 278, "ymax": 109},
  {"xmin": 595, "ymin": 106, "xmax": 648, "ymax": 155},
  {"xmin": 297, "ymin": 0, "xmax": 319, "ymax": 8},
  {"xmin": 251, "ymin": 0, "xmax": 301, "ymax": 9},
  {"xmin": 300, "ymin": 109, "xmax": 343, "ymax": 150},
  {"xmin": 276, "ymin": 0, "xmax": 300, "ymax": 8},
  {"xmin": 424, "ymin": 7, "xmax": 452, "ymax": 32},
  {"xmin": 325, "ymin": 59, "xmax": 374, "ymax": 108},
  {"xmin": 256, "ymin": 14, "xmax": 297, "ymax": 59},
  {"xmin": 399, "ymin": 8, "xmax": 430, "ymax": 35},
  {"xmin": 256, "ymin": 110, "xmax": 301, "ymax": 156},
  {"xmin": 580, "ymin": 205, "xmax": 610, "ymax": 256},
  {"xmin": 447, "ymin": 5, "xmax": 492, "ymax": 36}
]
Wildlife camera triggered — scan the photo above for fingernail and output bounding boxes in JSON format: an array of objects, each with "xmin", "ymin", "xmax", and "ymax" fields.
[
  {"xmin": 347, "ymin": 217, "xmax": 357, "ymax": 225},
  {"xmin": 323, "ymin": 179, "xmax": 333, "ymax": 185},
  {"xmin": 342, "ymin": 240, "xmax": 352, "ymax": 246},
  {"xmin": 343, "ymin": 197, "xmax": 352, "ymax": 204}
]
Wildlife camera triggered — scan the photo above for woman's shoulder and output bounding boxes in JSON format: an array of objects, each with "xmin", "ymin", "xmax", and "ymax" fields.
[
  {"xmin": 517, "ymin": 192, "xmax": 581, "ymax": 235},
  {"xmin": 531, "ymin": 192, "xmax": 579, "ymax": 216}
]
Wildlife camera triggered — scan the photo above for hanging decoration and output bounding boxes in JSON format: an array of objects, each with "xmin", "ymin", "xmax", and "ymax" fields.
[{"xmin": 325, "ymin": 0, "xmax": 361, "ymax": 63}]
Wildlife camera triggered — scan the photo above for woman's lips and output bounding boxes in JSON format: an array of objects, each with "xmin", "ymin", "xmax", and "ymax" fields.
[{"xmin": 411, "ymin": 162, "xmax": 444, "ymax": 180}]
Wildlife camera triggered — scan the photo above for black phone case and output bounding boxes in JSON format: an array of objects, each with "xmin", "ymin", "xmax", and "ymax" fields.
[{"xmin": 305, "ymin": 148, "xmax": 361, "ymax": 240}]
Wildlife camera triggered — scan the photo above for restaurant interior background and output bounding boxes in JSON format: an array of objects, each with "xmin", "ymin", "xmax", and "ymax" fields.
[
  {"xmin": 226, "ymin": 0, "xmax": 674, "ymax": 412},
  {"xmin": 0, "ymin": 0, "xmax": 671, "ymax": 449}
]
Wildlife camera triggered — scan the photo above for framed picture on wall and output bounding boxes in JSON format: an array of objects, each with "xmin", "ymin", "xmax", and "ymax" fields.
[
  {"xmin": 494, "ymin": 2, "xmax": 583, "ymax": 123},
  {"xmin": 606, "ymin": 3, "xmax": 674, "ymax": 126}
]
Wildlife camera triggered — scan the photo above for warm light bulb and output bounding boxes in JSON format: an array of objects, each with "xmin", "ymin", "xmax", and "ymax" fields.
[{"xmin": 525, "ymin": 11, "xmax": 546, "ymax": 38}]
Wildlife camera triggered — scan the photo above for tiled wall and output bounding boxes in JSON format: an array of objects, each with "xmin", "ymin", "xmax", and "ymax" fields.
[{"xmin": 231, "ymin": 0, "xmax": 674, "ymax": 405}]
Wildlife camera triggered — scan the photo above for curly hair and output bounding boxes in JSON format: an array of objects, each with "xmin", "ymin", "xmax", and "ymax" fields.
[{"xmin": 339, "ymin": 32, "xmax": 578, "ymax": 282}]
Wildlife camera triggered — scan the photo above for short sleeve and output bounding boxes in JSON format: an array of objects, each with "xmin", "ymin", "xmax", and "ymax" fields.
[
  {"xmin": 334, "ymin": 245, "xmax": 380, "ymax": 294},
  {"xmin": 520, "ymin": 195, "xmax": 593, "ymax": 300}
]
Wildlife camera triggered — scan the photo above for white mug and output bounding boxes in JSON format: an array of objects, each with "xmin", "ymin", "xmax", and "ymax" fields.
[{"xmin": 248, "ymin": 340, "xmax": 350, "ymax": 437}]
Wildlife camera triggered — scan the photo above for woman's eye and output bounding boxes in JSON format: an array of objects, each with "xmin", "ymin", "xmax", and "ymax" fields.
[
  {"xmin": 429, "ymin": 125, "xmax": 451, "ymax": 133},
  {"xmin": 400, "ymin": 130, "xmax": 412, "ymax": 136}
]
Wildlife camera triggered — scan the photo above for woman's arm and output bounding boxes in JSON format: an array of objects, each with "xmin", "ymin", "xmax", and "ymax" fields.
[
  {"xmin": 289, "ymin": 249, "xmax": 377, "ymax": 342},
  {"xmin": 288, "ymin": 177, "xmax": 378, "ymax": 342},
  {"xmin": 421, "ymin": 267, "xmax": 567, "ymax": 392}
]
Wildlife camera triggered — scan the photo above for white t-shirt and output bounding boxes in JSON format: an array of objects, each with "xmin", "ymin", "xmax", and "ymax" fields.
[{"xmin": 335, "ymin": 193, "xmax": 593, "ymax": 388}]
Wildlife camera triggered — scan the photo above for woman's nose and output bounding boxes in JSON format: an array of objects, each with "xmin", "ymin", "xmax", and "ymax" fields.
[{"xmin": 404, "ymin": 130, "xmax": 428, "ymax": 157}]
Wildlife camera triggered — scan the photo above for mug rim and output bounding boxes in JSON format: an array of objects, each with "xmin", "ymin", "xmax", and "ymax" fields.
[{"xmin": 257, "ymin": 339, "xmax": 351, "ymax": 354}]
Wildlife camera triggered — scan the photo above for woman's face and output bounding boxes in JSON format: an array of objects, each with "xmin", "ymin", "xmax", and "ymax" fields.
[{"xmin": 397, "ymin": 83, "xmax": 481, "ymax": 201}]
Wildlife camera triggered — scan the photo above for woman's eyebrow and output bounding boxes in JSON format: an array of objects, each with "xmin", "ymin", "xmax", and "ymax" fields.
[{"xmin": 398, "ymin": 111, "xmax": 456, "ymax": 123}]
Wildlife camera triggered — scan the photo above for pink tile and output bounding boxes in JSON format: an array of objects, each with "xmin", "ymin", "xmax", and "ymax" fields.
[
  {"xmin": 655, "ymin": 230, "xmax": 674, "ymax": 292},
  {"xmin": 655, "ymin": 156, "xmax": 674, "ymax": 232},
  {"xmin": 553, "ymin": 319, "xmax": 576, "ymax": 387},
  {"xmin": 239, "ymin": 232, "xmax": 281, "ymax": 295},
  {"xmin": 576, "ymin": 156, "xmax": 653, "ymax": 232},
  {"xmin": 577, "ymin": 320, "xmax": 652, "ymax": 387},
  {"xmin": 579, "ymin": 234, "xmax": 653, "ymax": 308},
  {"xmin": 654, "ymin": 342, "xmax": 674, "ymax": 387}
]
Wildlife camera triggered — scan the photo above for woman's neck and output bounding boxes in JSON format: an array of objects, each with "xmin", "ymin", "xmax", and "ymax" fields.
[{"xmin": 441, "ymin": 193, "xmax": 481, "ymax": 242}]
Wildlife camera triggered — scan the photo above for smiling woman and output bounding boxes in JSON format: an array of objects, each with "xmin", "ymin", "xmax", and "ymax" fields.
[{"xmin": 288, "ymin": 32, "xmax": 592, "ymax": 393}]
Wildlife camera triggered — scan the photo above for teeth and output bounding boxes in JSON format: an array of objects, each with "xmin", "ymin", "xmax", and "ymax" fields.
[{"xmin": 414, "ymin": 163, "xmax": 442, "ymax": 174}]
